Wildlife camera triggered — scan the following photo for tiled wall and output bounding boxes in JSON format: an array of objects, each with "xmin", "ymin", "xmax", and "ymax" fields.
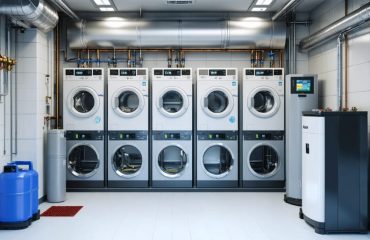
[
  {"xmin": 13, "ymin": 29, "xmax": 52, "ymax": 198},
  {"xmin": 304, "ymin": 0, "xmax": 370, "ymax": 143}
]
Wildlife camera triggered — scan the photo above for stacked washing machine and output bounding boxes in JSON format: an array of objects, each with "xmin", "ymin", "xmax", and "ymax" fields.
[
  {"xmin": 242, "ymin": 68, "xmax": 285, "ymax": 189},
  {"xmin": 196, "ymin": 68, "xmax": 239, "ymax": 188},
  {"xmin": 63, "ymin": 68, "xmax": 105, "ymax": 188},
  {"xmin": 151, "ymin": 68, "xmax": 193, "ymax": 188},
  {"xmin": 107, "ymin": 68, "xmax": 149, "ymax": 188}
]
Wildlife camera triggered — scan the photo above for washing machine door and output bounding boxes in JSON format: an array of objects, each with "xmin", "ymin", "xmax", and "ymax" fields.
[
  {"xmin": 157, "ymin": 87, "xmax": 189, "ymax": 118},
  {"xmin": 112, "ymin": 145, "xmax": 142, "ymax": 178},
  {"xmin": 157, "ymin": 145, "xmax": 187, "ymax": 178},
  {"xmin": 67, "ymin": 87, "xmax": 100, "ymax": 118},
  {"xmin": 202, "ymin": 87, "xmax": 234, "ymax": 118},
  {"xmin": 248, "ymin": 86, "xmax": 280, "ymax": 118},
  {"xmin": 68, "ymin": 144, "xmax": 100, "ymax": 178},
  {"xmin": 203, "ymin": 144, "xmax": 233, "ymax": 178},
  {"xmin": 112, "ymin": 87, "xmax": 145, "ymax": 118},
  {"xmin": 248, "ymin": 144, "xmax": 279, "ymax": 178}
]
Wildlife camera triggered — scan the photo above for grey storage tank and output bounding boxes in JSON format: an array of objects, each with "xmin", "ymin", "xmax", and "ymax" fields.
[{"xmin": 46, "ymin": 129, "xmax": 66, "ymax": 203}]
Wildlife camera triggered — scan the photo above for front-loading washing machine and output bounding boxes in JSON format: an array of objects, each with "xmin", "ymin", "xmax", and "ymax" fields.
[
  {"xmin": 242, "ymin": 68, "xmax": 284, "ymax": 131},
  {"xmin": 151, "ymin": 68, "xmax": 193, "ymax": 187},
  {"xmin": 242, "ymin": 68, "xmax": 285, "ymax": 189},
  {"xmin": 63, "ymin": 68, "xmax": 104, "ymax": 131},
  {"xmin": 66, "ymin": 131, "xmax": 104, "ymax": 188},
  {"xmin": 242, "ymin": 131, "xmax": 285, "ymax": 189},
  {"xmin": 107, "ymin": 68, "xmax": 149, "ymax": 188},
  {"xmin": 196, "ymin": 68, "xmax": 239, "ymax": 188}
]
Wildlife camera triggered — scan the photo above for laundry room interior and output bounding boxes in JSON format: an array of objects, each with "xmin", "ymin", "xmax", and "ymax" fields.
[{"xmin": 0, "ymin": 0, "xmax": 370, "ymax": 239}]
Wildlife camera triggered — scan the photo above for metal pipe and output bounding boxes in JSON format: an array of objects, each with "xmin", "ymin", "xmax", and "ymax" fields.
[
  {"xmin": 8, "ymin": 25, "xmax": 12, "ymax": 160},
  {"xmin": 272, "ymin": 0, "xmax": 301, "ymax": 21},
  {"xmin": 344, "ymin": 0, "xmax": 349, "ymax": 109},
  {"xmin": 50, "ymin": 0, "xmax": 80, "ymax": 21},
  {"xmin": 337, "ymin": 34, "xmax": 345, "ymax": 111},
  {"xmin": 0, "ymin": 0, "xmax": 59, "ymax": 32},
  {"xmin": 67, "ymin": 19, "xmax": 286, "ymax": 49},
  {"xmin": 299, "ymin": 2, "xmax": 370, "ymax": 51},
  {"xmin": 55, "ymin": 24, "xmax": 60, "ymax": 129},
  {"xmin": 13, "ymin": 29, "xmax": 17, "ymax": 155}
]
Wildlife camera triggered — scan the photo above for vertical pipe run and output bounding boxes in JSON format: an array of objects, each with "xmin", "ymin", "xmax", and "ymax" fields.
[
  {"xmin": 344, "ymin": 0, "xmax": 349, "ymax": 109},
  {"xmin": 337, "ymin": 34, "xmax": 345, "ymax": 111}
]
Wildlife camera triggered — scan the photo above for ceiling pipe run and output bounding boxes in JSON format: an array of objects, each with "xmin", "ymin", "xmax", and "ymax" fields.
[
  {"xmin": 0, "ymin": 0, "xmax": 59, "ymax": 32},
  {"xmin": 67, "ymin": 18, "xmax": 286, "ymax": 49},
  {"xmin": 272, "ymin": 0, "xmax": 301, "ymax": 21},
  {"xmin": 299, "ymin": 2, "xmax": 370, "ymax": 51},
  {"xmin": 49, "ymin": 0, "xmax": 80, "ymax": 21}
]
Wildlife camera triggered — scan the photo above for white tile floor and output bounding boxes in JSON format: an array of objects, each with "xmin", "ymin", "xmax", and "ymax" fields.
[{"xmin": 0, "ymin": 192, "xmax": 369, "ymax": 240}]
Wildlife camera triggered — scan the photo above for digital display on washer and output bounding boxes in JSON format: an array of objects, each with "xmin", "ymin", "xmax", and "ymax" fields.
[
  {"xmin": 75, "ymin": 69, "xmax": 92, "ymax": 76},
  {"xmin": 65, "ymin": 69, "xmax": 74, "ymax": 75},
  {"xmin": 164, "ymin": 70, "xmax": 181, "ymax": 76},
  {"xmin": 93, "ymin": 69, "xmax": 102, "ymax": 75},
  {"xmin": 291, "ymin": 77, "xmax": 314, "ymax": 94},
  {"xmin": 209, "ymin": 69, "xmax": 226, "ymax": 76},
  {"xmin": 120, "ymin": 69, "xmax": 136, "ymax": 76},
  {"xmin": 255, "ymin": 69, "xmax": 273, "ymax": 76},
  {"xmin": 110, "ymin": 69, "xmax": 119, "ymax": 75}
]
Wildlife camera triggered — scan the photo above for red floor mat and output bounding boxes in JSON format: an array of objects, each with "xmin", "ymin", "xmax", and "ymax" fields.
[{"xmin": 41, "ymin": 206, "xmax": 83, "ymax": 217}]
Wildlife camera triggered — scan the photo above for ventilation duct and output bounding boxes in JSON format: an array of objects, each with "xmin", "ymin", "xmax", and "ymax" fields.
[
  {"xmin": 67, "ymin": 18, "xmax": 286, "ymax": 49},
  {"xmin": 0, "ymin": 0, "xmax": 59, "ymax": 32}
]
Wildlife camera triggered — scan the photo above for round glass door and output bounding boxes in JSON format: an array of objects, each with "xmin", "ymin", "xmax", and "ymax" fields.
[
  {"xmin": 202, "ymin": 87, "xmax": 233, "ymax": 118},
  {"xmin": 249, "ymin": 87, "xmax": 280, "ymax": 118},
  {"xmin": 68, "ymin": 87, "xmax": 99, "ymax": 118},
  {"xmin": 68, "ymin": 145, "xmax": 99, "ymax": 178},
  {"xmin": 112, "ymin": 145, "xmax": 142, "ymax": 177},
  {"xmin": 203, "ymin": 145, "xmax": 233, "ymax": 178},
  {"xmin": 158, "ymin": 146, "xmax": 187, "ymax": 177},
  {"xmin": 112, "ymin": 87, "xmax": 144, "ymax": 118},
  {"xmin": 249, "ymin": 145, "xmax": 279, "ymax": 178},
  {"xmin": 158, "ymin": 87, "xmax": 189, "ymax": 118}
]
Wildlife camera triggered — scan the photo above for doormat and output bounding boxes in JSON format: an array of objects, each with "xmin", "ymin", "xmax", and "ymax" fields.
[{"xmin": 41, "ymin": 206, "xmax": 83, "ymax": 217}]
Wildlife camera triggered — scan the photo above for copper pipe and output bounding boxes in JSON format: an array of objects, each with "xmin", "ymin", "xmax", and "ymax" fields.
[
  {"xmin": 55, "ymin": 24, "xmax": 60, "ymax": 129},
  {"xmin": 279, "ymin": 50, "xmax": 284, "ymax": 68},
  {"xmin": 344, "ymin": 0, "xmax": 349, "ymax": 109},
  {"xmin": 75, "ymin": 48, "xmax": 273, "ymax": 53}
]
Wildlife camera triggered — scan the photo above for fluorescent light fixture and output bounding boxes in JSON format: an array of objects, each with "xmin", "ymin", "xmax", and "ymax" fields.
[
  {"xmin": 94, "ymin": 0, "xmax": 111, "ymax": 6},
  {"xmin": 100, "ymin": 7, "xmax": 115, "ymax": 11},
  {"xmin": 251, "ymin": 7, "xmax": 267, "ymax": 11},
  {"xmin": 255, "ymin": 0, "xmax": 273, "ymax": 5}
]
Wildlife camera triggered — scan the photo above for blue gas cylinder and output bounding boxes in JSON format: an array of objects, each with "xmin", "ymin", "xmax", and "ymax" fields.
[
  {"xmin": 13, "ymin": 161, "xmax": 40, "ymax": 220},
  {"xmin": 0, "ymin": 163, "xmax": 32, "ymax": 229}
]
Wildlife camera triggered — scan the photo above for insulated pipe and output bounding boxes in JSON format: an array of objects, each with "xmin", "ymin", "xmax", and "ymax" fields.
[
  {"xmin": 272, "ymin": 0, "xmax": 301, "ymax": 21},
  {"xmin": 67, "ymin": 19, "xmax": 286, "ymax": 49},
  {"xmin": 0, "ymin": 0, "xmax": 59, "ymax": 32},
  {"xmin": 299, "ymin": 2, "xmax": 370, "ymax": 51}
]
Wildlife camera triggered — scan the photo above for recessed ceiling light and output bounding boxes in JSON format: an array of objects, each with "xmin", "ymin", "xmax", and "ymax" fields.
[
  {"xmin": 251, "ymin": 7, "xmax": 267, "ymax": 11},
  {"xmin": 100, "ymin": 7, "xmax": 115, "ymax": 11},
  {"xmin": 94, "ymin": 0, "xmax": 111, "ymax": 6},
  {"xmin": 255, "ymin": 0, "xmax": 273, "ymax": 5}
]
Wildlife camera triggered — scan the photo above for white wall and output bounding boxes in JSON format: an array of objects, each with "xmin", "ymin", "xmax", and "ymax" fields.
[{"xmin": 303, "ymin": 0, "xmax": 370, "ymax": 144}]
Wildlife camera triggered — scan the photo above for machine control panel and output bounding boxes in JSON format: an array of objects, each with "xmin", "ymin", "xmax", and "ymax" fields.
[
  {"xmin": 243, "ymin": 68, "xmax": 284, "ymax": 81},
  {"xmin": 152, "ymin": 68, "xmax": 192, "ymax": 80},
  {"xmin": 109, "ymin": 131, "xmax": 148, "ymax": 140},
  {"xmin": 197, "ymin": 68, "xmax": 237, "ymax": 81},
  {"xmin": 243, "ymin": 131, "xmax": 284, "ymax": 141},
  {"xmin": 153, "ymin": 131, "xmax": 192, "ymax": 140},
  {"xmin": 197, "ymin": 131, "xmax": 238, "ymax": 141},
  {"xmin": 108, "ymin": 68, "xmax": 148, "ymax": 81},
  {"xmin": 291, "ymin": 77, "xmax": 315, "ymax": 94},
  {"xmin": 66, "ymin": 131, "xmax": 104, "ymax": 141},
  {"xmin": 64, "ymin": 68, "xmax": 104, "ymax": 81}
]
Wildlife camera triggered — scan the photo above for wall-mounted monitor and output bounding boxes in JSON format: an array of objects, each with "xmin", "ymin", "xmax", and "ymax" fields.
[{"xmin": 291, "ymin": 77, "xmax": 314, "ymax": 94}]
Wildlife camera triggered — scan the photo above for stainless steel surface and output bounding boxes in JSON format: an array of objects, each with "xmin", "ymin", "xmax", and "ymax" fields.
[
  {"xmin": 67, "ymin": 19, "xmax": 286, "ymax": 49},
  {"xmin": 272, "ymin": 0, "xmax": 301, "ymax": 21},
  {"xmin": 299, "ymin": 2, "xmax": 370, "ymax": 51},
  {"xmin": 0, "ymin": 0, "xmax": 59, "ymax": 32},
  {"xmin": 50, "ymin": 0, "xmax": 80, "ymax": 21}
]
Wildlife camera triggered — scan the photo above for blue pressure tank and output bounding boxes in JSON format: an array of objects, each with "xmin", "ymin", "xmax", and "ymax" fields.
[
  {"xmin": 0, "ymin": 163, "xmax": 33, "ymax": 229},
  {"xmin": 13, "ymin": 161, "xmax": 40, "ymax": 220}
]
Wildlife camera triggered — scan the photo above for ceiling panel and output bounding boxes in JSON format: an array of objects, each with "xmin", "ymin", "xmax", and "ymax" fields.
[{"xmin": 62, "ymin": 0, "xmax": 292, "ymax": 12}]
